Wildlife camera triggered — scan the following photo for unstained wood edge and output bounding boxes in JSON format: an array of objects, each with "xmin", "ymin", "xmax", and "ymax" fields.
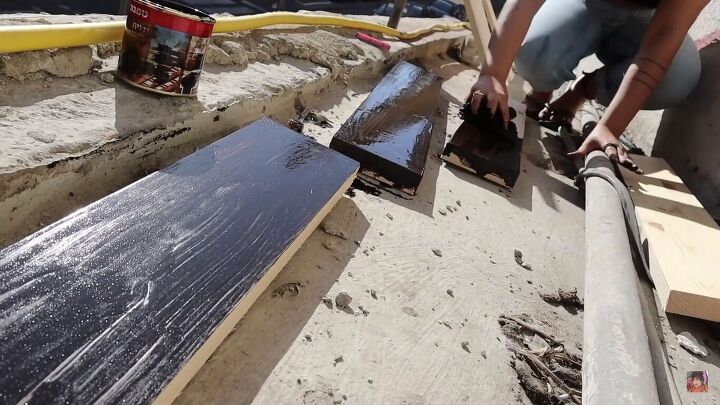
[
  {"xmin": 463, "ymin": 0, "xmax": 491, "ymax": 61},
  {"xmin": 151, "ymin": 169, "xmax": 358, "ymax": 405},
  {"xmin": 440, "ymin": 152, "xmax": 510, "ymax": 189}
]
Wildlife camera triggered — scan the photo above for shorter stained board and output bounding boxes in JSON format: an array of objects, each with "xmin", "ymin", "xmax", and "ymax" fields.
[
  {"xmin": 621, "ymin": 154, "xmax": 720, "ymax": 322},
  {"xmin": 0, "ymin": 118, "xmax": 359, "ymax": 404},
  {"xmin": 441, "ymin": 99, "xmax": 526, "ymax": 188},
  {"xmin": 330, "ymin": 61, "xmax": 441, "ymax": 195}
]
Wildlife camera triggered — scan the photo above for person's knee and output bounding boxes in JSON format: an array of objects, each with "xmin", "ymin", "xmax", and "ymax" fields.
[
  {"xmin": 515, "ymin": 39, "xmax": 567, "ymax": 92},
  {"xmin": 644, "ymin": 36, "xmax": 701, "ymax": 110}
]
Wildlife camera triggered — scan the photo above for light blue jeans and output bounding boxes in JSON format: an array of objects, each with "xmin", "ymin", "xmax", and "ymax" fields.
[{"xmin": 514, "ymin": 0, "xmax": 701, "ymax": 109}]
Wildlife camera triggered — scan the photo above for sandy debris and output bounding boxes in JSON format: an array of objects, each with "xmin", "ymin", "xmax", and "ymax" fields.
[
  {"xmin": 335, "ymin": 291, "xmax": 352, "ymax": 309},
  {"xmin": 322, "ymin": 238, "xmax": 339, "ymax": 251},
  {"xmin": 272, "ymin": 282, "xmax": 303, "ymax": 298},
  {"xmin": 539, "ymin": 288, "xmax": 583, "ymax": 311},
  {"xmin": 322, "ymin": 222, "xmax": 349, "ymax": 240},
  {"xmin": 677, "ymin": 332, "xmax": 708, "ymax": 357},
  {"xmin": 99, "ymin": 72, "xmax": 114, "ymax": 83},
  {"xmin": 402, "ymin": 307, "xmax": 418, "ymax": 317},
  {"xmin": 500, "ymin": 315, "xmax": 582, "ymax": 404},
  {"xmin": 321, "ymin": 297, "xmax": 334, "ymax": 309},
  {"xmin": 514, "ymin": 249, "xmax": 533, "ymax": 271}
]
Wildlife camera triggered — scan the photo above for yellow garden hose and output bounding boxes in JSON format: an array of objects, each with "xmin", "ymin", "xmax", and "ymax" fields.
[{"xmin": 0, "ymin": 12, "xmax": 468, "ymax": 54}]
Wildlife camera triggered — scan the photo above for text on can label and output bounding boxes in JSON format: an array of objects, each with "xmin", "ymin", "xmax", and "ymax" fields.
[{"xmin": 129, "ymin": 4, "xmax": 149, "ymax": 18}]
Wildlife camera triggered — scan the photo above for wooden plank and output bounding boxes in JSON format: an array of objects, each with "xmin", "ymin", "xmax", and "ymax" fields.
[
  {"xmin": 330, "ymin": 61, "xmax": 440, "ymax": 195},
  {"xmin": 463, "ymin": 0, "xmax": 492, "ymax": 61},
  {"xmin": 481, "ymin": 0, "xmax": 497, "ymax": 33},
  {"xmin": 621, "ymin": 154, "xmax": 720, "ymax": 322},
  {"xmin": 441, "ymin": 99, "xmax": 526, "ymax": 188},
  {"xmin": 0, "ymin": 118, "xmax": 359, "ymax": 404}
]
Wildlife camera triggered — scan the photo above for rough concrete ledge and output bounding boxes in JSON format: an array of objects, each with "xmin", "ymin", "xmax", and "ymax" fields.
[{"xmin": 0, "ymin": 14, "xmax": 470, "ymax": 247}]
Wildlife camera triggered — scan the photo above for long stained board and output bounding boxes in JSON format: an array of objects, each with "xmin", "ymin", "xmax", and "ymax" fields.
[
  {"xmin": 330, "ymin": 61, "xmax": 440, "ymax": 195},
  {"xmin": 0, "ymin": 118, "xmax": 359, "ymax": 404},
  {"xmin": 622, "ymin": 155, "xmax": 720, "ymax": 322}
]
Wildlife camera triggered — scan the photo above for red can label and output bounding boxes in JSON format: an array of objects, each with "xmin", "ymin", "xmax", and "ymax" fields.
[{"xmin": 118, "ymin": 0, "xmax": 215, "ymax": 96}]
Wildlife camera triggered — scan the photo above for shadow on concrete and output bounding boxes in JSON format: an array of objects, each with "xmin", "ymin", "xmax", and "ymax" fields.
[
  {"xmin": 175, "ymin": 197, "xmax": 370, "ymax": 405},
  {"xmin": 628, "ymin": 182, "xmax": 720, "ymax": 232},
  {"xmin": 444, "ymin": 118, "xmax": 584, "ymax": 213},
  {"xmin": 667, "ymin": 313, "xmax": 720, "ymax": 372}
]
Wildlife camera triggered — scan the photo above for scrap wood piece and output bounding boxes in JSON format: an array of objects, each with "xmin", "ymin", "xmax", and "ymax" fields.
[
  {"xmin": 621, "ymin": 155, "xmax": 720, "ymax": 322},
  {"xmin": 551, "ymin": 352, "xmax": 582, "ymax": 369},
  {"xmin": 330, "ymin": 61, "xmax": 441, "ymax": 195},
  {"xmin": 509, "ymin": 346, "xmax": 581, "ymax": 405},
  {"xmin": 499, "ymin": 314, "xmax": 563, "ymax": 346},
  {"xmin": 0, "ymin": 118, "xmax": 359, "ymax": 404}
]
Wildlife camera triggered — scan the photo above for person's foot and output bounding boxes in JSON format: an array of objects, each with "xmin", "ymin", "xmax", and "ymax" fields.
[
  {"xmin": 538, "ymin": 71, "xmax": 599, "ymax": 127},
  {"xmin": 524, "ymin": 91, "xmax": 552, "ymax": 120}
]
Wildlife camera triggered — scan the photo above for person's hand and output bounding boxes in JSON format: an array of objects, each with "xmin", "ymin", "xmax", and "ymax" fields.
[
  {"xmin": 568, "ymin": 123, "xmax": 642, "ymax": 174},
  {"xmin": 468, "ymin": 74, "xmax": 509, "ymax": 126}
]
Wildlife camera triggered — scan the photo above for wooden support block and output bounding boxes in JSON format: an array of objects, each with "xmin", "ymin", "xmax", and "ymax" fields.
[
  {"xmin": 621, "ymin": 155, "xmax": 720, "ymax": 322},
  {"xmin": 441, "ymin": 99, "xmax": 526, "ymax": 188},
  {"xmin": 463, "ymin": 0, "xmax": 492, "ymax": 61},
  {"xmin": 0, "ymin": 118, "xmax": 359, "ymax": 404},
  {"xmin": 481, "ymin": 0, "xmax": 497, "ymax": 33},
  {"xmin": 330, "ymin": 61, "xmax": 441, "ymax": 195}
]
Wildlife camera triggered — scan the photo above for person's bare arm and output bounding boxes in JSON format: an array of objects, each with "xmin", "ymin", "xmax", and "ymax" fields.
[
  {"xmin": 470, "ymin": 0, "xmax": 545, "ymax": 122},
  {"xmin": 602, "ymin": 0, "xmax": 707, "ymax": 135},
  {"xmin": 570, "ymin": 0, "xmax": 708, "ymax": 169},
  {"xmin": 482, "ymin": 0, "xmax": 545, "ymax": 82}
]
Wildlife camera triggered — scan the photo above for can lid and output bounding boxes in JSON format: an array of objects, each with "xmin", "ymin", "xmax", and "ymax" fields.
[{"xmin": 137, "ymin": 0, "xmax": 216, "ymax": 24}]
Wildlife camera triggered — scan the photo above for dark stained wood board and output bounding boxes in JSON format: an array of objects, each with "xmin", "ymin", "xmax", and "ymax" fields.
[
  {"xmin": 441, "ymin": 99, "xmax": 526, "ymax": 189},
  {"xmin": 0, "ymin": 118, "xmax": 359, "ymax": 405},
  {"xmin": 330, "ymin": 61, "xmax": 441, "ymax": 195}
]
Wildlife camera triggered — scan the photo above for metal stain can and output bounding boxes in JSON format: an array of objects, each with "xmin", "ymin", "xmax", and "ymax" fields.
[{"xmin": 117, "ymin": 0, "xmax": 215, "ymax": 96}]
